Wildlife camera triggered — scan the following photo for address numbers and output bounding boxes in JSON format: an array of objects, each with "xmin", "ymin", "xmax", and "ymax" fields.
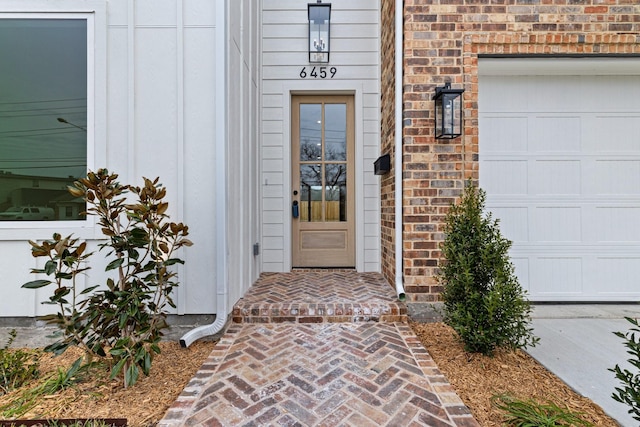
[{"xmin": 299, "ymin": 66, "xmax": 337, "ymax": 79}]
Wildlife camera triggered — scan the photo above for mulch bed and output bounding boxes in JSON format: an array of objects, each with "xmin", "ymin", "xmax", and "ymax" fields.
[
  {"xmin": 0, "ymin": 341, "xmax": 215, "ymax": 427},
  {"xmin": 0, "ymin": 420, "xmax": 126, "ymax": 426},
  {"xmin": 411, "ymin": 321, "xmax": 619, "ymax": 426}
]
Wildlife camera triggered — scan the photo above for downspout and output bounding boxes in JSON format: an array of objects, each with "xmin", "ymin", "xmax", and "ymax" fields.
[
  {"xmin": 180, "ymin": 0, "xmax": 229, "ymax": 348},
  {"xmin": 394, "ymin": 0, "xmax": 406, "ymax": 301}
]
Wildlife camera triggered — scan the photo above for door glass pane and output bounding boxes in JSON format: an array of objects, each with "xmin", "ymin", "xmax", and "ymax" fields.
[
  {"xmin": 299, "ymin": 104, "xmax": 321, "ymax": 161},
  {"xmin": 325, "ymin": 163, "xmax": 347, "ymax": 222},
  {"xmin": 324, "ymin": 104, "xmax": 346, "ymax": 161},
  {"xmin": 300, "ymin": 164, "xmax": 322, "ymax": 222}
]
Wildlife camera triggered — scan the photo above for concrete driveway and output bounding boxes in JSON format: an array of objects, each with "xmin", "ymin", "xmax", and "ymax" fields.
[{"xmin": 528, "ymin": 304, "xmax": 640, "ymax": 427}]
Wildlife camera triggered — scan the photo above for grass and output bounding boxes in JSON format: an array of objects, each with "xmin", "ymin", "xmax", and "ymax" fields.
[{"xmin": 492, "ymin": 393, "xmax": 593, "ymax": 427}]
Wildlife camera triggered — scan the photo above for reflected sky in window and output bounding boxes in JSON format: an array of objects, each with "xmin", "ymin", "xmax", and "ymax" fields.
[{"xmin": 0, "ymin": 19, "xmax": 87, "ymax": 179}]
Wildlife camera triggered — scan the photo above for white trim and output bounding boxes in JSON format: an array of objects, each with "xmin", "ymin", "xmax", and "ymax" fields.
[
  {"xmin": 479, "ymin": 57, "xmax": 640, "ymax": 76},
  {"xmin": 394, "ymin": 0, "xmax": 405, "ymax": 300},
  {"xmin": 176, "ymin": 0, "xmax": 186, "ymax": 314},
  {"xmin": 127, "ymin": 0, "xmax": 135, "ymax": 181},
  {"xmin": 280, "ymin": 81, "xmax": 366, "ymax": 272},
  {"xmin": 0, "ymin": 3, "xmax": 107, "ymax": 241}
]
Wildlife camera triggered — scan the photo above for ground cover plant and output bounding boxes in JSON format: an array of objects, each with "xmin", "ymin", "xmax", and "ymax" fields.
[
  {"xmin": 22, "ymin": 170, "xmax": 192, "ymax": 388},
  {"xmin": 0, "ymin": 332, "xmax": 39, "ymax": 396},
  {"xmin": 438, "ymin": 182, "xmax": 538, "ymax": 355},
  {"xmin": 0, "ymin": 358, "xmax": 88, "ymax": 418},
  {"xmin": 492, "ymin": 393, "xmax": 592, "ymax": 426}
]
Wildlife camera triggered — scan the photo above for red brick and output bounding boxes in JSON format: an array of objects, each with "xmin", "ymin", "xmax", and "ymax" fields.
[{"xmin": 381, "ymin": 0, "xmax": 640, "ymax": 302}]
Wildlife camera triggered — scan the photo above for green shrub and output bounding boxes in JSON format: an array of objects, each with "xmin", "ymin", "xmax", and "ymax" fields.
[
  {"xmin": 492, "ymin": 394, "xmax": 592, "ymax": 426},
  {"xmin": 22, "ymin": 169, "xmax": 192, "ymax": 387},
  {"xmin": 0, "ymin": 330, "xmax": 39, "ymax": 395},
  {"xmin": 438, "ymin": 182, "xmax": 538, "ymax": 355},
  {"xmin": 610, "ymin": 316, "xmax": 640, "ymax": 422}
]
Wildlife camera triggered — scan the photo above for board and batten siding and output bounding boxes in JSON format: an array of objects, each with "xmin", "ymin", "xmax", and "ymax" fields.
[
  {"xmin": 1, "ymin": 0, "xmax": 259, "ymax": 317},
  {"xmin": 227, "ymin": 0, "xmax": 261, "ymax": 306},
  {"xmin": 260, "ymin": 0, "xmax": 382, "ymax": 272}
]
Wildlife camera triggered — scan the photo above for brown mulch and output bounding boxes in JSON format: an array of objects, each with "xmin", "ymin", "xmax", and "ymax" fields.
[
  {"xmin": 411, "ymin": 321, "xmax": 619, "ymax": 426},
  {"xmin": 0, "ymin": 341, "xmax": 215, "ymax": 427}
]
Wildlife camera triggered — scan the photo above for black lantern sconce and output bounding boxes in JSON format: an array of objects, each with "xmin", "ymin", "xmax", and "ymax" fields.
[
  {"xmin": 433, "ymin": 82, "xmax": 465, "ymax": 139},
  {"xmin": 308, "ymin": 1, "xmax": 331, "ymax": 63}
]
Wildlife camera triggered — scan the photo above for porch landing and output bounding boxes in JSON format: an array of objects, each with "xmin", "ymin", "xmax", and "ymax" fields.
[
  {"xmin": 158, "ymin": 271, "xmax": 478, "ymax": 426},
  {"xmin": 232, "ymin": 271, "xmax": 407, "ymax": 324}
]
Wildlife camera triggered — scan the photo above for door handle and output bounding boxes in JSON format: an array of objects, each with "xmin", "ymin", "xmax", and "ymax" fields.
[{"xmin": 292, "ymin": 200, "xmax": 299, "ymax": 218}]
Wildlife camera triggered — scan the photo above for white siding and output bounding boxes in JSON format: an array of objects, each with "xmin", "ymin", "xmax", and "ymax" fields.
[
  {"xmin": 227, "ymin": 0, "xmax": 261, "ymax": 306},
  {"xmin": 261, "ymin": 0, "xmax": 381, "ymax": 272},
  {"xmin": 0, "ymin": 0, "xmax": 260, "ymax": 316}
]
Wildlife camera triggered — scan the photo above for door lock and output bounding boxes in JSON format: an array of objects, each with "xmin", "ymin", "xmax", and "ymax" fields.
[{"xmin": 292, "ymin": 200, "xmax": 299, "ymax": 218}]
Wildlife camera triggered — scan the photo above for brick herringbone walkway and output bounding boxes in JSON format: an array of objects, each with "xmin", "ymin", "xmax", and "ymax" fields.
[
  {"xmin": 158, "ymin": 272, "xmax": 479, "ymax": 426},
  {"xmin": 232, "ymin": 271, "xmax": 407, "ymax": 324}
]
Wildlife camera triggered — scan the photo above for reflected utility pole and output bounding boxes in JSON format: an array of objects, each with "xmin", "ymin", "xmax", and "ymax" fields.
[{"xmin": 57, "ymin": 117, "xmax": 86, "ymax": 132}]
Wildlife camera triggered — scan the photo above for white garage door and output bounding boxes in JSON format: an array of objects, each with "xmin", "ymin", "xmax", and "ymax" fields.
[{"xmin": 479, "ymin": 58, "xmax": 640, "ymax": 301}]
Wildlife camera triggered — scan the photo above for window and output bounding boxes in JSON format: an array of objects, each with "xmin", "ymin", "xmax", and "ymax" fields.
[{"xmin": 0, "ymin": 17, "xmax": 87, "ymax": 221}]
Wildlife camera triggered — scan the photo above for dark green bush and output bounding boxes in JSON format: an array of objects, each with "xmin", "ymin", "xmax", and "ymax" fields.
[
  {"xmin": 610, "ymin": 316, "xmax": 640, "ymax": 422},
  {"xmin": 0, "ymin": 330, "xmax": 39, "ymax": 395},
  {"xmin": 438, "ymin": 182, "xmax": 538, "ymax": 355}
]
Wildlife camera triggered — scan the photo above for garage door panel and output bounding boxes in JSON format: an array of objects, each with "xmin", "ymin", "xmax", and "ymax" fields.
[
  {"xmin": 511, "ymin": 257, "xmax": 530, "ymax": 292},
  {"xmin": 534, "ymin": 207, "xmax": 582, "ymax": 242},
  {"xmin": 530, "ymin": 116, "xmax": 582, "ymax": 152},
  {"xmin": 597, "ymin": 76, "xmax": 640, "ymax": 111},
  {"xmin": 595, "ymin": 258, "xmax": 640, "ymax": 296},
  {"xmin": 529, "ymin": 76, "xmax": 592, "ymax": 112},
  {"xmin": 595, "ymin": 207, "xmax": 640, "ymax": 242},
  {"xmin": 594, "ymin": 160, "xmax": 640, "ymax": 195},
  {"xmin": 534, "ymin": 257, "xmax": 583, "ymax": 296},
  {"xmin": 594, "ymin": 116, "xmax": 640, "ymax": 150},
  {"xmin": 480, "ymin": 76, "xmax": 529, "ymax": 112},
  {"xmin": 482, "ymin": 160, "xmax": 528, "ymax": 194},
  {"xmin": 482, "ymin": 116, "xmax": 528, "ymax": 152},
  {"xmin": 533, "ymin": 160, "xmax": 581, "ymax": 195},
  {"xmin": 491, "ymin": 207, "xmax": 529, "ymax": 242},
  {"xmin": 480, "ymin": 60, "xmax": 640, "ymax": 301}
]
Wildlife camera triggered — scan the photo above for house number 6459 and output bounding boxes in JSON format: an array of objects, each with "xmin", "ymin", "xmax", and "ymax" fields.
[{"xmin": 299, "ymin": 66, "xmax": 337, "ymax": 79}]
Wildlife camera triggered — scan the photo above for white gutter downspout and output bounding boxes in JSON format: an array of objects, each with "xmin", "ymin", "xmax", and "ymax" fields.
[
  {"xmin": 180, "ymin": 0, "xmax": 229, "ymax": 348},
  {"xmin": 394, "ymin": 0, "xmax": 406, "ymax": 301}
]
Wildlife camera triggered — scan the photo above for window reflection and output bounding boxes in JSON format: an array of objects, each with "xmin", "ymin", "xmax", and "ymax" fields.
[
  {"xmin": 325, "ymin": 164, "xmax": 346, "ymax": 222},
  {"xmin": 300, "ymin": 164, "xmax": 322, "ymax": 222},
  {"xmin": 324, "ymin": 104, "xmax": 346, "ymax": 161},
  {"xmin": 0, "ymin": 19, "xmax": 87, "ymax": 221},
  {"xmin": 297, "ymin": 102, "xmax": 348, "ymax": 223},
  {"xmin": 299, "ymin": 104, "xmax": 322, "ymax": 161}
]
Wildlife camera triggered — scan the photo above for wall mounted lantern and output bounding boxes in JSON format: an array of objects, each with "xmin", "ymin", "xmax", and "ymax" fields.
[
  {"xmin": 308, "ymin": 1, "xmax": 331, "ymax": 63},
  {"xmin": 433, "ymin": 82, "xmax": 465, "ymax": 139}
]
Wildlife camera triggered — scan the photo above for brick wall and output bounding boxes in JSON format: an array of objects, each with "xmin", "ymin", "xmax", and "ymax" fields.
[
  {"xmin": 380, "ymin": 0, "xmax": 396, "ymax": 286},
  {"xmin": 393, "ymin": 0, "xmax": 640, "ymax": 301}
]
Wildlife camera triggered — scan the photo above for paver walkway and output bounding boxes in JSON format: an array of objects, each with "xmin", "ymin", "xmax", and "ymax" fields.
[
  {"xmin": 158, "ymin": 271, "xmax": 478, "ymax": 426},
  {"xmin": 232, "ymin": 271, "xmax": 407, "ymax": 324}
]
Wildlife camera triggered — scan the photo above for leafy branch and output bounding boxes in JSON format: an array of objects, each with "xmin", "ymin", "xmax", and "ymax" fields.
[{"xmin": 22, "ymin": 169, "xmax": 192, "ymax": 387}]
